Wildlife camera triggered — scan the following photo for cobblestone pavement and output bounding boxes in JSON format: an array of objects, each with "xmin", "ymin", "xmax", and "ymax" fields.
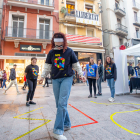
[{"xmin": 0, "ymin": 83, "xmax": 140, "ymax": 140}]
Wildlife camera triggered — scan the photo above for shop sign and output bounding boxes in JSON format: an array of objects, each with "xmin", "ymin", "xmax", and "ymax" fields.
[
  {"xmin": 76, "ymin": 10, "xmax": 99, "ymax": 26},
  {"xmin": 20, "ymin": 45, "xmax": 41, "ymax": 52}
]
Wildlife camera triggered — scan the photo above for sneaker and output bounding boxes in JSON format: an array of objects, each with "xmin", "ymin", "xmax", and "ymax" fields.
[
  {"xmin": 108, "ymin": 97, "xmax": 115, "ymax": 102},
  {"xmin": 17, "ymin": 92, "xmax": 21, "ymax": 95},
  {"xmin": 94, "ymin": 96, "xmax": 97, "ymax": 98},
  {"xmin": 88, "ymin": 94, "xmax": 92, "ymax": 98},
  {"xmin": 29, "ymin": 101, "xmax": 36, "ymax": 105},
  {"xmin": 53, "ymin": 133, "xmax": 67, "ymax": 140},
  {"xmin": 3, "ymin": 90, "xmax": 6, "ymax": 94},
  {"xmin": 64, "ymin": 127, "xmax": 71, "ymax": 131},
  {"xmin": 46, "ymin": 85, "xmax": 49, "ymax": 87},
  {"xmin": 26, "ymin": 102, "xmax": 30, "ymax": 107},
  {"xmin": 97, "ymin": 93, "xmax": 102, "ymax": 96}
]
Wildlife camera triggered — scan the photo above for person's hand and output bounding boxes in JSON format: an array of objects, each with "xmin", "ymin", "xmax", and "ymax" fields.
[
  {"xmin": 80, "ymin": 76, "xmax": 86, "ymax": 82},
  {"xmin": 39, "ymin": 77, "xmax": 44, "ymax": 84},
  {"xmin": 114, "ymin": 80, "xmax": 116, "ymax": 82}
]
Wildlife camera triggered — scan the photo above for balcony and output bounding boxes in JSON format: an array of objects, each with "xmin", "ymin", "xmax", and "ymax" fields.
[
  {"xmin": 65, "ymin": 9, "xmax": 76, "ymax": 22},
  {"xmin": 114, "ymin": 7, "xmax": 126, "ymax": 17},
  {"xmin": 64, "ymin": 8, "xmax": 100, "ymax": 26},
  {"xmin": 66, "ymin": 34, "xmax": 102, "ymax": 48},
  {"xmin": 116, "ymin": 23, "xmax": 128, "ymax": 37},
  {"xmin": 132, "ymin": 1, "xmax": 140, "ymax": 11},
  {"xmin": 7, "ymin": 0, "xmax": 54, "ymax": 11},
  {"xmin": 5, "ymin": 26, "xmax": 54, "ymax": 43},
  {"xmin": 133, "ymin": 17, "xmax": 140, "ymax": 27}
]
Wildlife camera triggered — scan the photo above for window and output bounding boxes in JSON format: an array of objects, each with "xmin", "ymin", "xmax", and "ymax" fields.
[
  {"xmin": 39, "ymin": 0, "xmax": 49, "ymax": 5},
  {"xmin": 87, "ymin": 29, "xmax": 94, "ymax": 37},
  {"xmin": 67, "ymin": 27, "xmax": 75, "ymax": 35},
  {"xmin": 12, "ymin": 15, "xmax": 24, "ymax": 37},
  {"xmin": 39, "ymin": 19, "xmax": 50, "ymax": 39},
  {"xmin": 136, "ymin": 28, "xmax": 139, "ymax": 38},
  {"xmin": 115, "ymin": 1, "xmax": 119, "ymax": 9},
  {"xmin": 117, "ymin": 18, "xmax": 121, "ymax": 24},
  {"xmin": 66, "ymin": 1, "xmax": 75, "ymax": 14},
  {"xmin": 134, "ymin": 12, "xmax": 138, "ymax": 22},
  {"xmin": 85, "ymin": 5, "xmax": 93, "ymax": 13},
  {"xmin": 119, "ymin": 38, "xmax": 123, "ymax": 45}
]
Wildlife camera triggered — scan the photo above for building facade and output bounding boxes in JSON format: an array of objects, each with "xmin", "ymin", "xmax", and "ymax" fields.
[
  {"xmin": 101, "ymin": 0, "xmax": 128, "ymax": 58},
  {"xmin": 0, "ymin": 0, "xmax": 4, "ymax": 55},
  {"xmin": 125, "ymin": 0, "xmax": 140, "ymax": 65},
  {"xmin": 59, "ymin": 0, "xmax": 105, "ymax": 69},
  {"xmin": 0, "ymin": 0, "xmax": 59, "ymax": 83}
]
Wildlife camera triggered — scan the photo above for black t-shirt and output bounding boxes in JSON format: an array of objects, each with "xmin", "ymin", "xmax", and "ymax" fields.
[
  {"xmin": 46, "ymin": 47, "xmax": 78, "ymax": 79},
  {"xmin": 25, "ymin": 64, "xmax": 39, "ymax": 79}
]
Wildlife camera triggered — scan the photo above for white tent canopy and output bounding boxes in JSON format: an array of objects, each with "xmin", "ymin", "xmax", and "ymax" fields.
[{"xmin": 114, "ymin": 44, "xmax": 140, "ymax": 95}]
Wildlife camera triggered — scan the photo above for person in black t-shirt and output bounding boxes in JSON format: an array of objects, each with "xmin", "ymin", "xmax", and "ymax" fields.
[
  {"xmin": 39, "ymin": 32, "xmax": 86, "ymax": 140},
  {"xmin": 25, "ymin": 57, "xmax": 39, "ymax": 107},
  {"xmin": 104, "ymin": 56, "xmax": 117, "ymax": 102}
]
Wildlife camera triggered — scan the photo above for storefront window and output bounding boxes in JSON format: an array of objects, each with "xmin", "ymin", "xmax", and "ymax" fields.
[{"xmin": 5, "ymin": 59, "xmax": 45, "ymax": 84}]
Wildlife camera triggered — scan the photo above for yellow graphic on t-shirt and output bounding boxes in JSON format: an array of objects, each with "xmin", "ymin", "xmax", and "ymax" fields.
[{"xmin": 55, "ymin": 54, "xmax": 60, "ymax": 57}]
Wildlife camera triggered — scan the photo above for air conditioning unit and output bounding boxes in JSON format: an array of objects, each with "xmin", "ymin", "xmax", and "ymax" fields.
[{"xmin": 124, "ymin": 42, "xmax": 129, "ymax": 47}]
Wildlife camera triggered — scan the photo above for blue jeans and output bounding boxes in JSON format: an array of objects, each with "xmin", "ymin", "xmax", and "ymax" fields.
[
  {"xmin": 2, "ymin": 79, "xmax": 6, "ymax": 88},
  {"xmin": 52, "ymin": 76, "xmax": 73, "ymax": 135},
  {"xmin": 107, "ymin": 78, "xmax": 115, "ymax": 98}
]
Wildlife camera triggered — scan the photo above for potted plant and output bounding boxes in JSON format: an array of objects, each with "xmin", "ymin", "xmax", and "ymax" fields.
[{"xmin": 60, "ymin": 7, "xmax": 67, "ymax": 14}]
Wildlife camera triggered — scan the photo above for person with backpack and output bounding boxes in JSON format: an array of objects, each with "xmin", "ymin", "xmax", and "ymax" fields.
[
  {"xmin": 104, "ymin": 56, "xmax": 117, "ymax": 102},
  {"xmin": 128, "ymin": 63, "xmax": 134, "ymax": 79},
  {"xmin": 86, "ymin": 57, "xmax": 98, "ymax": 98},
  {"xmin": 22, "ymin": 75, "xmax": 27, "ymax": 90},
  {"xmin": 3, "ymin": 64, "xmax": 21, "ymax": 94},
  {"xmin": 0, "ymin": 68, "xmax": 3, "ymax": 88}
]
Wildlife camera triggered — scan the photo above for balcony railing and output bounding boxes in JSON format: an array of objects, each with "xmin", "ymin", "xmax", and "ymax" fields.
[
  {"xmin": 116, "ymin": 23, "xmax": 128, "ymax": 34},
  {"xmin": 132, "ymin": 0, "xmax": 140, "ymax": 10},
  {"xmin": 8, "ymin": 0, "xmax": 54, "ymax": 7},
  {"xmin": 65, "ymin": 8, "xmax": 76, "ymax": 17},
  {"xmin": 5, "ymin": 27, "xmax": 54, "ymax": 40},
  {"xmin": 114, "ymin": 7, "xmax": 126, "ymax": 15}
]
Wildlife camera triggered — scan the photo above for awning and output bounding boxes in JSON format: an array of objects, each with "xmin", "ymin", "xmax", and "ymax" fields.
[
  {"xmin": 69, "ymin": 47, "xmax": 105, "ymax": 53},
  {"xmin": 0, "ymin": 55, "xmax": 46, "ymax": 60},
  {"xmin": 64, "ymin": 23, "xmax": 84, "ymax": 28},
  {"xmin": 66, "ymin": 34, "xmax": 101, "ymax": 44}
]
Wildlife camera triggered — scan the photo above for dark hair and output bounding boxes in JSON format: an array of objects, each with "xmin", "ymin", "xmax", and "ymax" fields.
[
  {"xmin": 104, "ymin": 56, "xmax": 114, "ymax": 68},
  {"xmin": 89, "ymin": 57, "xmax": 94, "ymax": 66},
  {"xmin": 51, "ymin": 32, "xmax": 67, "ymax": 53},
  {"xmin": 31, "ymin": 57, "xmax": 37, "ymax": 61},
  {"xmin": 3, "ymin": 70, "xmax": 6, "ymax": 73}
]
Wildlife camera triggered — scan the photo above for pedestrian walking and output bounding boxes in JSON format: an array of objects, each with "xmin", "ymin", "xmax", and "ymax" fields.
[
  {"xmin": 2, "ymin": 70, "xmax": 7, "ymax": 89},
  {"xmin": 86, "ymin": 57, "xmax": 99, "ymax": 98},
  {"xmin": 104, "ymin": 56, "xmax": 117, "ymax": 102},
  {"xmin": 39, "ymin": 32, "xmax": 86, "ymax": 140},
  {"xmin": 22, "ymin": 75, "xmax": 27, "ymax": 90},
  {"xmin": 43, "ymin": 74, "xmax": 50, "ymax": 87},
  {"xmin": 0, "ymin": 68, "xmax": 3, "ymax": 88},
  {"xmin": 3, "ymin": 64, "xmax": 21, "ymax": 94},
  {"xmin": 128, "ymin": 63, "xmax": 134, "ymax": 79},
  {"xmin": 25, "ymin": 57, "xmax": 39, "ymax": 107},
  {"xmin": 97, "ymin": 59, "xmax": 103, "ymax": 96}
]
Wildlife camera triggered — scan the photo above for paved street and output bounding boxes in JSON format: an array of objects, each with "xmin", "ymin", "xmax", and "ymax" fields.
[{"xmin": 0, "ymin": 83, "xmax": 140, "ymax": 140}]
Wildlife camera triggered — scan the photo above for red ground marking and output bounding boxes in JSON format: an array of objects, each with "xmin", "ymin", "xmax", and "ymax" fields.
[{"xmin": 69, "ymin": 104, "xmax": 98, "ymax": 128}]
